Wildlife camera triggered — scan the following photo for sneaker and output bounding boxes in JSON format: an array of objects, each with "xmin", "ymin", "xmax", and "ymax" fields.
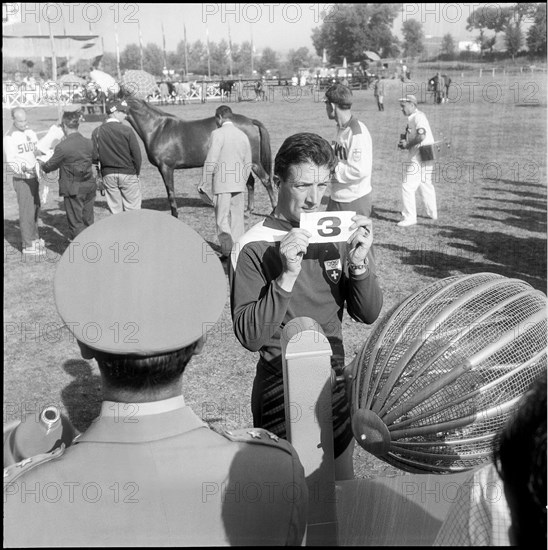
[
  {"xmin": 397, "ymin": 218, "xmax": 417, "ymax": 227},
  {"xmin": 22, "ymin": 244, "xmax": 45, "ymax": 255}
]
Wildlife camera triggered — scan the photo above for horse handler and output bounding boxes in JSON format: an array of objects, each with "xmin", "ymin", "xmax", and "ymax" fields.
[
  {"xmin": 92, "ymin": 99, "xmax": 142, "ymax": 214},
  {"xmin": 199, "ymin": 105, "xmax": 252, "ymax": 261}
]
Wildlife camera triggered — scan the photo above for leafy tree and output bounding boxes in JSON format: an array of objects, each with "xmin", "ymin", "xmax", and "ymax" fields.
[
  {"xmin": 98, "ymin": 53, "xmax": 118, "ymax": 77},
  {"xmin": 505, "ymin": 22, "xmax": 523, "ymax": 60},
  {"xmin": 257, "ymin": 47, "xmax": 278, "ymax": 75},
  {"xmin": 235, "ymin": 41, "xmax": 253, "ymax": 77},
  {"xmin": 466, "ymin": 5, "xmax": 511, "ymax": 56},
  {"xmin": 402, "ymin": 19, "xmax": 424, "ymax": 57},
  {"xmin": 120, "ymin": 44, "xmax": 142, "ymax": 71},
  {"xmin": 311, "ymin": 4, "xmax": 401, "ymax": 63},
  {"xmin": 287, "ymin": 47, "xmax": 312, "ymax": 72},
  {"xmin": 440, "ymin": 33, "xmax": 456, "ymax": 58},
  {"xmin": 188, "ymin": 40, "xmax": 208, "ymax": 76},
  {"xmin": 527, "ymin": 3, "xmax": 547, "ymax": 56},
  {"xmin": 143, "ymin": 43, "xmax": 164, "ymax": 77}
]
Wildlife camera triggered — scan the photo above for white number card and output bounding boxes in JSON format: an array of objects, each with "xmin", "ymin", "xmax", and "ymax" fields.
[{"xmin": 300, "ymin": 211, "xmax": 356, "ymax": 243}]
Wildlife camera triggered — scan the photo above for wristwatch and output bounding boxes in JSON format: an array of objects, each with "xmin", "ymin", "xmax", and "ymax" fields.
[{"xmin": 348, "ymin": 258, "xmax": 369, "ymax": 275}]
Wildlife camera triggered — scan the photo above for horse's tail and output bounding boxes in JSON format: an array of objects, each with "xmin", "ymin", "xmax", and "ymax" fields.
[{"xmin": 252, "ymin": 119, "xmax": 272, "ymax": 179}]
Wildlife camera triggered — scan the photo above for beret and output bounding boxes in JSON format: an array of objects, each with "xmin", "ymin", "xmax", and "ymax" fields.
[
  {"xmin": 106, "ymin": 99, "xmax": 129, "ymax": 114},
  {"xmin": 54, "ymin": 210, "xmax": 227, "ymax": 355},
  {"xmin": 399, "ymin": 94, "xmax": 418, "ymax": 105}
]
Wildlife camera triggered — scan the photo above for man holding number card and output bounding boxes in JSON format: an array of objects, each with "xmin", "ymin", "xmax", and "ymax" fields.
[
  {"xmin": 229, "ymin": 133, "xmax": 383, "ymax": 479},
  {"xmin": 323, "ymin": 83, "xmax": 373, "ymax": 217}
]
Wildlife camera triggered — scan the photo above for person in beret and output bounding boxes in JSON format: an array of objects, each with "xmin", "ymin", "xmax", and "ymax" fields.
[
  {"xmin": 397, "ymin": 94, "xmax": 438, "ymax": 227},
  {"xmin": 91, "ymin": 99, "xmax": 142, "ymax": 214},
  {"xmin": 3, "ymin": 210, "xmax": 308, "ymax": 547},
  {"xmin": 38, "ymin": 110, "xmax": 97, "ymax": 240}
]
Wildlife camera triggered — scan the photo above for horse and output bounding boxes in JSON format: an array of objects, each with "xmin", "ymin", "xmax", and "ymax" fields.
[
  {"xmin": 219, "ymin": 80, "xmax": 235, "ymax": 101},
  {"xmin": 124, "ymin": 97, "xmax": 277, "ymax": 217}
]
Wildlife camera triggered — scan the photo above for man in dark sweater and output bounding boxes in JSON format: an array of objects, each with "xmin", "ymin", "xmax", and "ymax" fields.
[
  {"xmin": 92, "ymin": 99, "xmax": 142, "ymax": 214},
  {"xmin": 39, "ymin": 110, "xmax": 97, "ymax": 239},
  {"xmin": 229, "ymin": 133, "xmax": 383, "ymax": 479}
]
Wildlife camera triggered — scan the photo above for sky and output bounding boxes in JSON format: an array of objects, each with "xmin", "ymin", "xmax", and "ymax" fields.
[{"xmin": 2, "ymin": 3, "xmax": 504, "ymax": 56}]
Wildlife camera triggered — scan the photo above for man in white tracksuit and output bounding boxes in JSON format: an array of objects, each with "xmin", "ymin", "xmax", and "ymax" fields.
[
  {"xmin": 324, "ymin": 83, "xmax": 373, "ymax": 217},
  {"xmin": 397, "ymin": 94, "xmax": 438, "ymax": 227}
]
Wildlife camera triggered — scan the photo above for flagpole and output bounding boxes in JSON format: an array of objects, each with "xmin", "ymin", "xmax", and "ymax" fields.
[
  {"xmin": 183, "ymin": 24, "xmax": 188, "ymax": 79},
  {"xmin": 114, "ymin": 22, "xmax": 121, "ymax": 80},
  {"xmin": 227, "ymin": 22, "xmax": 233, "ymax": 78},
  {"xmin": 48, "ymin": 20, "xmax": 57, "ymax": 81},
  {"xmin": 138, "ymin": 20, "xmax": 144, "ymax": 71},
  {"xmin": 161, "ymin": 22, "xmax": 167, "ymax": 71},
  {"xmin": 206, "ymin": 27, "xmax": 211, "ymax": 80},
  {"xmin": 250, "ymin": 25, "xmax": 254, "ymax": 77}
]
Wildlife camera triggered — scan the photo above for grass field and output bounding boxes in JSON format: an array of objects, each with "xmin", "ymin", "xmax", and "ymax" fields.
[{"xmin": 3, "ymin": 68, "xmax": 547, "ymax": 478}]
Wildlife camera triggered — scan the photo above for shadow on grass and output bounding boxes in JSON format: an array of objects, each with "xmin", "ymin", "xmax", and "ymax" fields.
[
  {"xmin": 472, "ymin": 206, "xmax": 547, "ymax": 233},
  {"xmin": 380, "ymin": 227, "xmax": 546, "ymax": 291},
  {"xmin": 371, "ymin": 207, "xmax": 400, "ymax": 223},
  {"xmin": 61, "ymin": 359, "xmax": 102, "ymax": 433},
  {"xmin": 482, "ymin": 185, "xmax": 547, "ymax": 201},
  {"xmin": 4, "ymin": 204, "xmax": 72, "ymax": 255}
]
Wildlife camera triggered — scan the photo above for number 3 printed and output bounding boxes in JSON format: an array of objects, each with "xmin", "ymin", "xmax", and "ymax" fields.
[{"xmin": 317, "ymin": 216, "xmax": 342, "ymax": 237}]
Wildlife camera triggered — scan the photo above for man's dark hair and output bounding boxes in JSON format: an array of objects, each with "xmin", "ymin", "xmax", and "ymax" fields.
[
  {"xmin": 324, "ymin": 83, "xmax": 353, "ymax": 109},
  {"xmin": 274, "ymin": 132, "xmax": 337, "ymax": 184},
  {"xmin": 62, "ymin": 111, "xmax": 80, "ymax": 130},
  {"xmin": 215, "ymin": 105, "xmax": 233, "ymax": 119},
  {"xmin": 93, "ymin": 341, "xmax": 200, "ymax": 391},
  {"xmin": 494, "ymin": 375, "xmax": 547, "ymax": 546}
]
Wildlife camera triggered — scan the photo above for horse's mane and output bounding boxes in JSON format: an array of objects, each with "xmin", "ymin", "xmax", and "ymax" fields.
[{"xmin": 129, "ymin": 97, "xmax": 179, "ymax": 119}]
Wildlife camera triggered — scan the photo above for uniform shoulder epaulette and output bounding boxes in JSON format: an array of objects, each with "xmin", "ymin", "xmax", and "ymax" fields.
[
  {"xmin": 217, "ymin": 426, "xmax": 295, "ymax": 455},
  {"xmin": 3, "ymin": 444, "xmax": 66, "ymax": 487}
]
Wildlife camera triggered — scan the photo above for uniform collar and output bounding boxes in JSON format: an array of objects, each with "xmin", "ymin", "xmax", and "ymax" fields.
[
  {"xmin": 76, "ymin": 395, "xmax": 208, "ymax": 444},
  {"xmin": 99, "ymin": 394, "xmax": 187, "ymax": 418},
  {"xmin": 106, "ymin": 117, "xmax": 121, "ymax": 123}
]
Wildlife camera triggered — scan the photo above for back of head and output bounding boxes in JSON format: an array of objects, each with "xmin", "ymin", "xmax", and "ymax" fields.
[
  {"xmin": 495, "ymin": 375, "xmax": 547, "ymax": 546},
  {"xmin": 62, "ymin": 111, "xmax": 80, "ymax": 130},
  {"xmin": 324, "ymin": 83, "xmax": 353, "ymax": 109},
  {"xmin": 274, "ymin": 132, "xmax": 336, "ymax": 183},
  {"xmin": 54, "ymin": 210, "xmax": 227, "ymax": 391},
  {"xmin": 215, "ymin": 105, "xmax": 233, "ymax": 119}
]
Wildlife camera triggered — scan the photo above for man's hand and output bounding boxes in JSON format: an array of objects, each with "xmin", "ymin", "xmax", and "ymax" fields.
[
  {"xmin": 277, "ymin": 228, "xmax": 311, "ymax": 291},
  {"xmin": 346, "ymin": 215, "xmax": 373, "ymax": 266},
  {"xmin": 398, "ymin": 139, "xmax": 408, "ymax": 150}
]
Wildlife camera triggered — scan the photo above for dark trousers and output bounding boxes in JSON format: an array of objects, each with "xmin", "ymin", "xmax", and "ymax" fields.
[
  {"xmin": 13, "ymin": 177, "xmax": 40, "ymax": 248},
  {"xmin": 63, "ymin": 190, "xmax": 96, "ymax": 240}
]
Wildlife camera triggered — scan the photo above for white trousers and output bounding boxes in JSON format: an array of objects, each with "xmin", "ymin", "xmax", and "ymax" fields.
[
  {"xmin": 401, "ymin": 160, "xmax": 437, "ymax": 221},
  {"xmin": 214, "ymin": 192, "xmax": 245, "ymax": 256}
]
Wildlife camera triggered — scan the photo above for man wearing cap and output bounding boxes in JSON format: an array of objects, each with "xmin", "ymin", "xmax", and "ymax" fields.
[
  {"xmin": 38, "ymin": 109, "xmax": 97, "ymax": 240},
  {"xmin": 92, "ymin": 99, "xmax": 142, "ymax": 214},
  {"xmin": 4, "ymin": 210, "xmax": 308, "ymax": 546},
  {"xmin": 397, "ymin": 94, "xmax": 438, "ymax": 227},
  {"xmin": 3, "ymin": 107, "xmax": 44, "ymax": 255},
  {"xmin": 324, "ymin": 83, "xmax": 373, "ymax": 217}
]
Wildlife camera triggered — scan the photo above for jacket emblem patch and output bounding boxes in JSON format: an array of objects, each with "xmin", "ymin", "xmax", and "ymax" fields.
[{"xmin": 324, "ymin": 259, "xmax": 342, "ymax": 284}]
